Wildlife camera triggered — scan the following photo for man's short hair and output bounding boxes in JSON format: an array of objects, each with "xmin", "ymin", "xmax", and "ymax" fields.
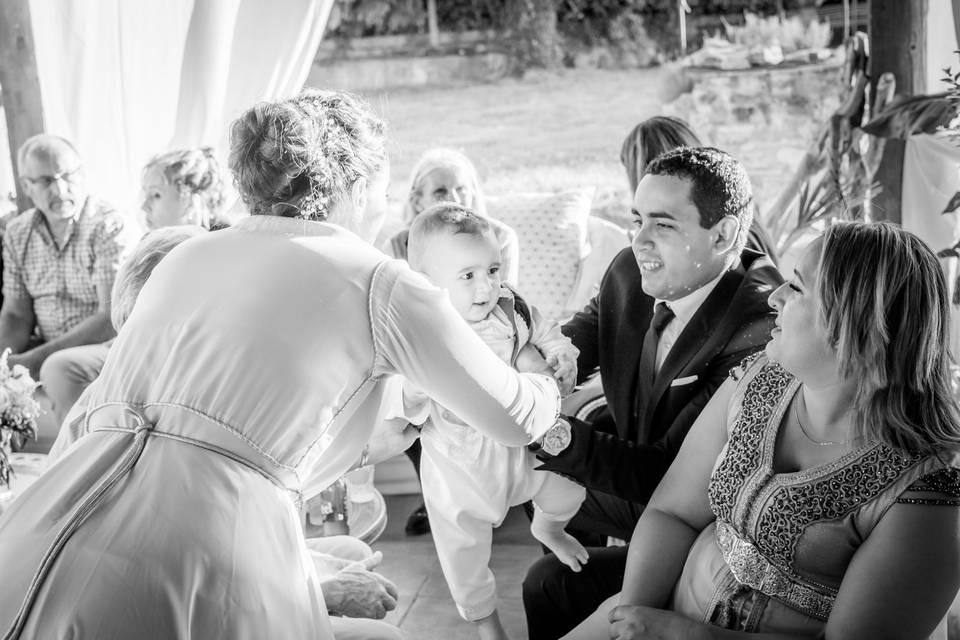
[
  {"xmin": 407, "ymin": 203, "xmax": 492, "ymax": 270},
  {"xmin": 646, "ymin": 147, "xmax": 754, "ymax": 253},
  {"xmin": 16, "ymin": 134, "xmax": 80, "ymax": 174}
]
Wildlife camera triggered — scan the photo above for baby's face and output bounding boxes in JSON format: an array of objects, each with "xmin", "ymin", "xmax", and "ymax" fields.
[{"xmin": 420, "ymin": 231, "xmax": 502, "ymax": 322}]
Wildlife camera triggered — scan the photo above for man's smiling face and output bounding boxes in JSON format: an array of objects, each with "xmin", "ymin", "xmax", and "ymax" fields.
[{"xmin": 630, "ymin": 173, "xmax": 728, "ymax": 301}]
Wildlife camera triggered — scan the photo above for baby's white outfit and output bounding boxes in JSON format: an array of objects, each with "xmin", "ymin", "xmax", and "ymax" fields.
[{"xmin": 403, "ymin": 286, "xmax": 585, "ymax": 621}]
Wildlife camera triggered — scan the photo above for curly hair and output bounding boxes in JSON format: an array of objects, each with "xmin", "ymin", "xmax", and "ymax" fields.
[
  {"xmin": 143, "ymin": 147, "xmax": 225, "ymax": 225},
  {"xmin": 228, "ymin": 89, "xmax": 387, "ymax": 221},
  {"xmin": 645, "ymin": 146, "xmax": 754, "ymax": 254},
  {"xmin": 817, "ymin": 221, "xmax": 960, "ymax": 455}
]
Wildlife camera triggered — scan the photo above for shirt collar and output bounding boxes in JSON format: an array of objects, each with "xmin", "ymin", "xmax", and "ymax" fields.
[{"xmin": 656, "ymin": 267, "xmax": 729, "ymax": 327}]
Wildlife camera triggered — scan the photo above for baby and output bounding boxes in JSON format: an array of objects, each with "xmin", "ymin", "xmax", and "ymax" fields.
[{"xmin": 400, "ymin": 203, "xmax": 587, "ymax": 640}]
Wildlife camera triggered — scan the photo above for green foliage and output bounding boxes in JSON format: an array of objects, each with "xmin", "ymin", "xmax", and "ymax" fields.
[
  {"xmin": 327, "ymin": 0, "xmax": 426, "ymax": 37},
  {"xmin": 435, "ymin": 0, "xmax": 510, "ymax": 32},
  {"xmin": 942, "ymin": 49, "xmax": 960, "ymax": 131},
  {"xmin": 325, "ymin": 0, "xmax": 821, "ymax": 39}
]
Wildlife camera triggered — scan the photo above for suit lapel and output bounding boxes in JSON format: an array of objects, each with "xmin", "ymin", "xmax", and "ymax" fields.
[{"xmin": 643, "ymin": 267, "xmax": 745, "ymax": 425}]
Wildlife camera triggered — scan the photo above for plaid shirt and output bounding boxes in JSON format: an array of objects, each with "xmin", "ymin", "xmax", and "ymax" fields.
[{"xmin": 2, "ymin": 197, "xmax": 137, "ymax": 341}]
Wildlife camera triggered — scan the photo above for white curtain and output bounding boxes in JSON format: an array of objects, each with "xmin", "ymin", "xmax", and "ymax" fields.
[{"xmin": 27, "ymin": 0, "xmax": 332, "ymax": 217}]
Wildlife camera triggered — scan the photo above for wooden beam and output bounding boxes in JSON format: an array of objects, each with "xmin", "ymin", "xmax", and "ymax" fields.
[
  {"xmin": 869, "ymin": 0, "xmax": 928, "ymax": 224},
  {"xmin": 0, "ymin": 0, "xmax": 45, "ymax": 213}
]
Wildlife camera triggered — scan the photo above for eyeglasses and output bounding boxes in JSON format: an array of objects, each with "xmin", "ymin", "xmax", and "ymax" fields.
[{"xmin": 23, "ymin": 167, "xmax": 82, "ymax": 189}]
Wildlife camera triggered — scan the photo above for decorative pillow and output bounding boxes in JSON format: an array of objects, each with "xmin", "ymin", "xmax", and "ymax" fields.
[{"xmin": 487, "ymin": 189, "xmax": 593, "ymax": 323}]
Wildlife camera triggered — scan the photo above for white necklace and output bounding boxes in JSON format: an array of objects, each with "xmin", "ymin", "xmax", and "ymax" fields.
[{"xmin": 794, "ymin": 394, "xmax": 856, "ymax": 447}]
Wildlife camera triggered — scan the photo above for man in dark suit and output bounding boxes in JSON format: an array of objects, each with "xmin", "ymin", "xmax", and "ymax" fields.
[{"xmin": 523, "ymin": 147, "xmax": 783, "ymax": 639}]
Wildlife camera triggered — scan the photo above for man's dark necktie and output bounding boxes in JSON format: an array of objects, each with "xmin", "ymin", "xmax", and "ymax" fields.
[{"xmin": 634, "ymin": 302, "xmax": 675, "ymax": 440}]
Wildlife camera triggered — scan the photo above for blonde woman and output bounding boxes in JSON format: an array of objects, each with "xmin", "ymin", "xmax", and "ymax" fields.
[
  {"xmin": 141, "ymin": 147, "xmax": 227, "ymax": 230},
  {"xmin": 564, "ymin": 222, "xmax": 960, "ymax": 640}
]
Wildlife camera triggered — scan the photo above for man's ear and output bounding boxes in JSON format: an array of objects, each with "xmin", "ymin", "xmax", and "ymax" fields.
[
  {"xmin": 350, "ymin": 177, "xmax": 368, "ymax": 213},
  {"xmin": 713, "ymin": 215, "xmax": 741, "ymax": 255}
]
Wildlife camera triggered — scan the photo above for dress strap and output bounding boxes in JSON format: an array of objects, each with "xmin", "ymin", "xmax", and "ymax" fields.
[
  {"xmin": 3, "ymin": 413, "xmax": 153, "ymax": 640},
  {"xmin": 896, "ymin": 467, "xmax": 960, "ymax": 506},
  {"xmin": 83, "ymin": 402, "xmax": 304, "ymax": 499}
]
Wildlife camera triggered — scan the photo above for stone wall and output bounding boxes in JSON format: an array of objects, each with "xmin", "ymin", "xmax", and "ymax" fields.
[
  {"xmin": 309, "ymin": 30, "xmax": 511, "ymax": 93},
  {"xmin": 663, "ymin": 57, "xmax": 846, "ymax": 218}
]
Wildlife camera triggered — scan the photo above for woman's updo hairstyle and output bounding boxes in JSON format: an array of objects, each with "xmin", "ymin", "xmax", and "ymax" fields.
[
  {"xmin": 143, "ymin": 147, "xmax": 226, "ymax": 225},
  {"xmin": 228, "ymin": 89, "xmax": 387, "ymax": 221}
]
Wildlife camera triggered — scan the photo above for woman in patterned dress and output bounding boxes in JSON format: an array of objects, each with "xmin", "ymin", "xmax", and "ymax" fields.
[{"xmin": 564, "ymin": 221, "xmax": 960, "ymax": 639}]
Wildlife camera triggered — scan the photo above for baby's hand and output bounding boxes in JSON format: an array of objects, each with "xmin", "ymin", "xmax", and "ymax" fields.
[
  {"xmin": 516, "ymin": 344, "xmax": 554, "ymax": 378},
  {"xmin": 547, "ymin": 353, "xmax": 577, "ymax": 396}
]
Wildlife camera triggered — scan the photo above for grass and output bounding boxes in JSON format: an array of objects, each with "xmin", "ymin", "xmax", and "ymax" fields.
[{"xmin": 359, "ymin": 67, "xmax": 672, "ymax": 228}]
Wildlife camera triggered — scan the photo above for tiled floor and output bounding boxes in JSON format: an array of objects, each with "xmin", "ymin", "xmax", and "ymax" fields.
[{"xmin": 374, "ymin": 493, "xmax": 543, "ymax": 640}]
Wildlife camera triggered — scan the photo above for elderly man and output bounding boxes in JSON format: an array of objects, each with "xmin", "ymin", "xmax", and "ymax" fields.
[
  {"xmin": 0, "ymin": 135, "xmax": 136, "ymax": 420},
  {"xmin": 523, "ymin": 147, "xmax": 783, "ymax": 639}
]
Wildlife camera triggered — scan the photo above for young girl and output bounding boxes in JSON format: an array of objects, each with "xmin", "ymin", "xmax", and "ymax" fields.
[
  {"xmin": 141, "ymin": 147, "xmax": 227, "ymax": 230},
  {"xmin": 398, "ymin": 203, "xmax": 587, "ymax": 640}
]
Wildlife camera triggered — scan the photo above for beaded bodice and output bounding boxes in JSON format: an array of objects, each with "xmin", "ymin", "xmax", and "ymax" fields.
[{"xmin": 706, "ymin": 357, "xmax": 950, "ymax": 621}]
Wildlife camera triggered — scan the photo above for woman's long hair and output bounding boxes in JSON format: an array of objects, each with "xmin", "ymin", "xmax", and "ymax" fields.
[
  {"xmin": 818, "ymin": 222, "xmax": 960, "ymax": 454},
  {"xmin": 620, "ymin": 116, "xmax": 701, "ymax": 194}
]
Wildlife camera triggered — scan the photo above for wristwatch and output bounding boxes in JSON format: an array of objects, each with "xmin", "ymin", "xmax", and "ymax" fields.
[{"xmin": 529, "ymin": 417, "xmax": 572, "ymax": 457}]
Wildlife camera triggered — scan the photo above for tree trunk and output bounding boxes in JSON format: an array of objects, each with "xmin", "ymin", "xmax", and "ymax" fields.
[
  {"xmin": 868, "ymin": 0, "xmax": 928, "ymax": 223},
  {"xmin": 508, "ymin": 0, "xmax": 561, "ymax": 72}
]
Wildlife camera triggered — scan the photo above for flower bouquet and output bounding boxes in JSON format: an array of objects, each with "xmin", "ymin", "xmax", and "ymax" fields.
[{"xmin": 0, "ymin": 349, "xmax": 41, "ymax": 488}]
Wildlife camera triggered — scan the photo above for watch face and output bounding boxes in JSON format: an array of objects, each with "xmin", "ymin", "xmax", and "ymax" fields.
[{"xmin": 542, "ymin": 419, "xmax": 571, "ymax": 455}]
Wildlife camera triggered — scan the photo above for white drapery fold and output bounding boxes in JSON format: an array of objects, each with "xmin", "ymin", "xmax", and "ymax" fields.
[{"xmin": 27, "ymin": 0, "xmax": 332, "ymax": 214}]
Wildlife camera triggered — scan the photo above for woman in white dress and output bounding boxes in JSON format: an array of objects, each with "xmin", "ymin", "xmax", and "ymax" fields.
[{"xmin": 0, "ymin": 90, "xmax": 561, "ymax": 639}]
